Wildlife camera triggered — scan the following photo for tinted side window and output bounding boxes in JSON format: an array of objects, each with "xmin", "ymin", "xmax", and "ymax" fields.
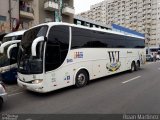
[
  {"xmin": 48, "ymin": 26, "xmax": 69, "ymax": 50},
  {"xmin": 45, "ymin": 25, "xmax": 69, "ymax": 72},
  {"xmin": 125, "ymin": 36, "xmax": 130, "ymax": 48},
  {"xmin": 126, "ymin": 37, "xmax": 145, "ymax": 48},
  {"xmin": 104, "ymin": 33, "xmax": 114, "ymax": 48},
  {"xmin": 71, "ymin": 27, "xmax": 92, "ymax": 49},
  {"xmin": 71, "ymin": 27, "xmax": 145, "ymax": 49},
  {"xmin": 72, "ymin": 28, "xmax": 110, "ymax": 49},
  {"xmin": 117, "ymin": 35, "xmax": 126, "ymax": 48},
  {"xmin": 92, "ymin": 31, "xmax": 108, "ymax": 48},
  {"xmin": 136, "ymin": 38, "xmax": 145, "ymax": 48},
  {"xmin": 45, "ymin": 44, "xmax": 61, "ymax": 72}
]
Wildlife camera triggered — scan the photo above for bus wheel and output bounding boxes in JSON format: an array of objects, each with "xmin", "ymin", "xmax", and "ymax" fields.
[
  {"xmin": 130, "ymin": 62, "xmax": 136, "ymax": 72},
  {"xmin": 75, "ymin": 70, "xmax": 88, "ymax": 88},
  {"xmin": 136, "ymin": 61, "xmax": 140, "ymax": 70},
  {"xmin": 0, "ymin": 98, "xmax": 3, "ymax": 108}
]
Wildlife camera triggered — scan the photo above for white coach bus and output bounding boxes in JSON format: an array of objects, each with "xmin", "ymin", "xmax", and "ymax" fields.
[
  {"xmin": 17, "ymin": 22, "xmax": 145, "ymax": 93},
  {"xmin": 0, "ymin": 30, "xmax": 25, "ymax": 83}
]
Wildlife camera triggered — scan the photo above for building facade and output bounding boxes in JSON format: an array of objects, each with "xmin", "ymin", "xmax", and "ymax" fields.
[
  {"xmin": 74, "ymin": 15, "xmax": 111, "ymax": 29},
  {"xmin": 0, "ymin": 0, "xmax": 19, "ymax": 33},
  {"xmin": 74, "ymin": 15, "xmax": 144, "ymax": 38},
  {"xmin": 80, "ymin": 1, "xmax": 107, "ymax": 25},
  {"xmin": 79, "ymin": 0, "xmax": 160, "ymax": 47},
  {"xmin": 0, "ymin": 0, "xmax": 75, "ymax": 32}
]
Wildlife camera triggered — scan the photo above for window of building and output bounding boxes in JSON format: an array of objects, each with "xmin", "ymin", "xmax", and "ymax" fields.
[{"xmin": 0, "ymin": 16, "xmax": 6, "ymax": 24}]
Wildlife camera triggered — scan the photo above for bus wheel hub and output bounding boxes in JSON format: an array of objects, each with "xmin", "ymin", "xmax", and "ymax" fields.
[{"xmin": 78, "ymin": 74, "xmax": 85, "ymax": 84}]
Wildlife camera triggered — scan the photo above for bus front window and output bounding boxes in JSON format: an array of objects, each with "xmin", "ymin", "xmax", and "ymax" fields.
[
  {"xmin": 18, "ymin": 26, "xmax": 48, "ymax": 74},
  {"xmin": 0, "ymin": 36, "xmax": 20, "ymax": 68},
  {"xmin": 0, "ymin": 49, "xmax": 10, "ymax": 67}
]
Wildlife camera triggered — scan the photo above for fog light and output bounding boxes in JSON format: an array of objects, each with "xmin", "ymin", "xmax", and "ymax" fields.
[{"xmin": 32, "ymin": 79, "xmax": 43, "ymax": 84}]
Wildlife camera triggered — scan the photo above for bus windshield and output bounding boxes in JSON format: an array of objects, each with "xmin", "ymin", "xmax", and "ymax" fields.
[
  {"xmin": 18, "ymin": 26, "xmax": 48, "ymax": 74},
  {"xmin": 0, "ymin": 36, "xmax": 20, "ymax": 67},
  {"xmin": 0, "ymin": 48, "xmax": 10, "ymax": 67}
]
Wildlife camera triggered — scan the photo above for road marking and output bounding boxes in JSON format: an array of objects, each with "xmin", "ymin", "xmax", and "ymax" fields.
[
  {"xmin": 8, "ymin": 92, "xmax": 24, "ymax": 97},
  {"xmin": 146, "ymin": 61, "xmax": 160, "ymax": 65},
  {"xmin": 122, "ymin": 76, "xmax": 141, "ymax": 84}
]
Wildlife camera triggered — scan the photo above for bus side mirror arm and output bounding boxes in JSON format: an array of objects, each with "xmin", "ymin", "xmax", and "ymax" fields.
[
  {"xmin": 31, "ymin": 36, "xmax": 44, "ymax": 56},
  {"xmin": 7, "ymin": 44, "xmax": 17, "ymax": 59},
  {"xmin": 0, "ymin": 40, "xmax": 21, "ymax": 53},
  {"xmin": 44, "ymin": 37, "xmax": 47, "ymax": 42}
]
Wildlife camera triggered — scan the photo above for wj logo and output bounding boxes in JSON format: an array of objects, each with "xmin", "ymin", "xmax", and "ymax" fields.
[{"xmin": 106, "ymin": 51, "xmax": 121, "ymax": 72}]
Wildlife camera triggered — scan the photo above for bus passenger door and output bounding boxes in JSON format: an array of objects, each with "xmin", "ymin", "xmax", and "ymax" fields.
[{"xmin": 45, "ymin": 44, "xmax": 61, "ymax": 89}]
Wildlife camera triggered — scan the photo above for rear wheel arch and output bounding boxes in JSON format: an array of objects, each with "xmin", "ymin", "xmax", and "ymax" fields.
[{"xmin": 137, "ymin": 60, "xmax": 140, "ymax": 69}]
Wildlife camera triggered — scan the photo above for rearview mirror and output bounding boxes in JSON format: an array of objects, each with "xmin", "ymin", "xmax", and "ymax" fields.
[
  {"xmin": 7, "ymin": 43, "xmax": 17, "ymax": 59},
  {"xmin": 31, "ymin": 36, "xmax": 45, "ymax": 57},
  {"xmin": 0, "ymin": 40, "xmax": 21, "ymax": 53}
]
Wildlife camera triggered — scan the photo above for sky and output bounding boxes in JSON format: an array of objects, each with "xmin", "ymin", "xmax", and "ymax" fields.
[{"xmin": 74, "ymin": 0, "xmax": 105, "ymax": 14}]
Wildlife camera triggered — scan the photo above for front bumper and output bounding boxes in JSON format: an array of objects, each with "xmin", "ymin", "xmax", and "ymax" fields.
[{"xmin": 17, "ymin": 79, "xmax": 45, "ymax": 93}]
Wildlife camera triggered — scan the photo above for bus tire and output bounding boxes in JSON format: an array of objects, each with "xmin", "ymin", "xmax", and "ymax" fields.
[
  {"xmin": 75, "ymin": 70, "xmax": 88, "ymax": 88},
  {"xmin": 136, "ymin": 61, "xmax": 140, "ymax": 70},
  {"xmin": 0, "ymin": 98, "xmax": 3, "ymax": 108},
  {"xmin": 130, "ymin": 62, "xmax": 136, "ymax": 72}
]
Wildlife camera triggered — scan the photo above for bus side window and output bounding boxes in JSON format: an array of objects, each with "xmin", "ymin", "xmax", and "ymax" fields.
[{"xmin": 45, "ymin": 25, "xmax": 69, "ymax": 72}]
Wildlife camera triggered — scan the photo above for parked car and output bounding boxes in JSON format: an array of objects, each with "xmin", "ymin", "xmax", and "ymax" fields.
[
  {"xmin": 0, "ymin": 81, "xmax": 7, "ymax": 107},
  {"xmin": 146, "ymin": 54, "xmax": 154, "ymax": 62}
]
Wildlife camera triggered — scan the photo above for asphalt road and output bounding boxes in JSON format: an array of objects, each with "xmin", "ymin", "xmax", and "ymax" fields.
[{"xmin": 1, "ymin": 61, "xmax": 160, "ymax": 114}]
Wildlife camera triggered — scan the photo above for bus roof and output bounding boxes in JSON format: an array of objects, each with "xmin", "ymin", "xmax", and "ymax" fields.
[
  {"xmin": 4, "ymin": 30, "xmax": 26, "ymax": 37},
  {"xmin": 28, "ymin": 22, "xmax": 145, "ymax": 39}
]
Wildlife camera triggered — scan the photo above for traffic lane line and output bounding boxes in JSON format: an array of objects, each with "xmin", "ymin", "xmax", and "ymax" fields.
[
  {"xmin": 8, "ymin": 92, "xmax": 24, "ymax": 97},
  {"xmin": 146, "ymin": 61, "xmax": 160, "ymax": 65},
  {"xmin": 122, "ymin": 76, "xmax": 141, "ymax": 84}
]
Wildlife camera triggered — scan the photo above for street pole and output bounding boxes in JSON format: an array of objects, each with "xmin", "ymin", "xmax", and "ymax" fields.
[
  {"xmin": 54, "ymin": 0, "xmax": 58, "ymax": 22},
  {"xmin": 59, "ymin": 0, "xmax": 63, "ymax": 22},
  {"xmin": 147, "ymin": 29, "xmax": 150, "ymax": 54},
  {"xmin": 54, "ymin": 0, "xmax": 63, "ymax": 22},
  {"xmin": 9, "ymin": 0, "xmax": 12, "ymax": 32}
]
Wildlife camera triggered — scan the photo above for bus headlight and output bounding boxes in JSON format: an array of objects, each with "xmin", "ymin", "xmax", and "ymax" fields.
[{"xmin": 32, "ymin": 79, "xmax": 43, "ymax": 84}]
